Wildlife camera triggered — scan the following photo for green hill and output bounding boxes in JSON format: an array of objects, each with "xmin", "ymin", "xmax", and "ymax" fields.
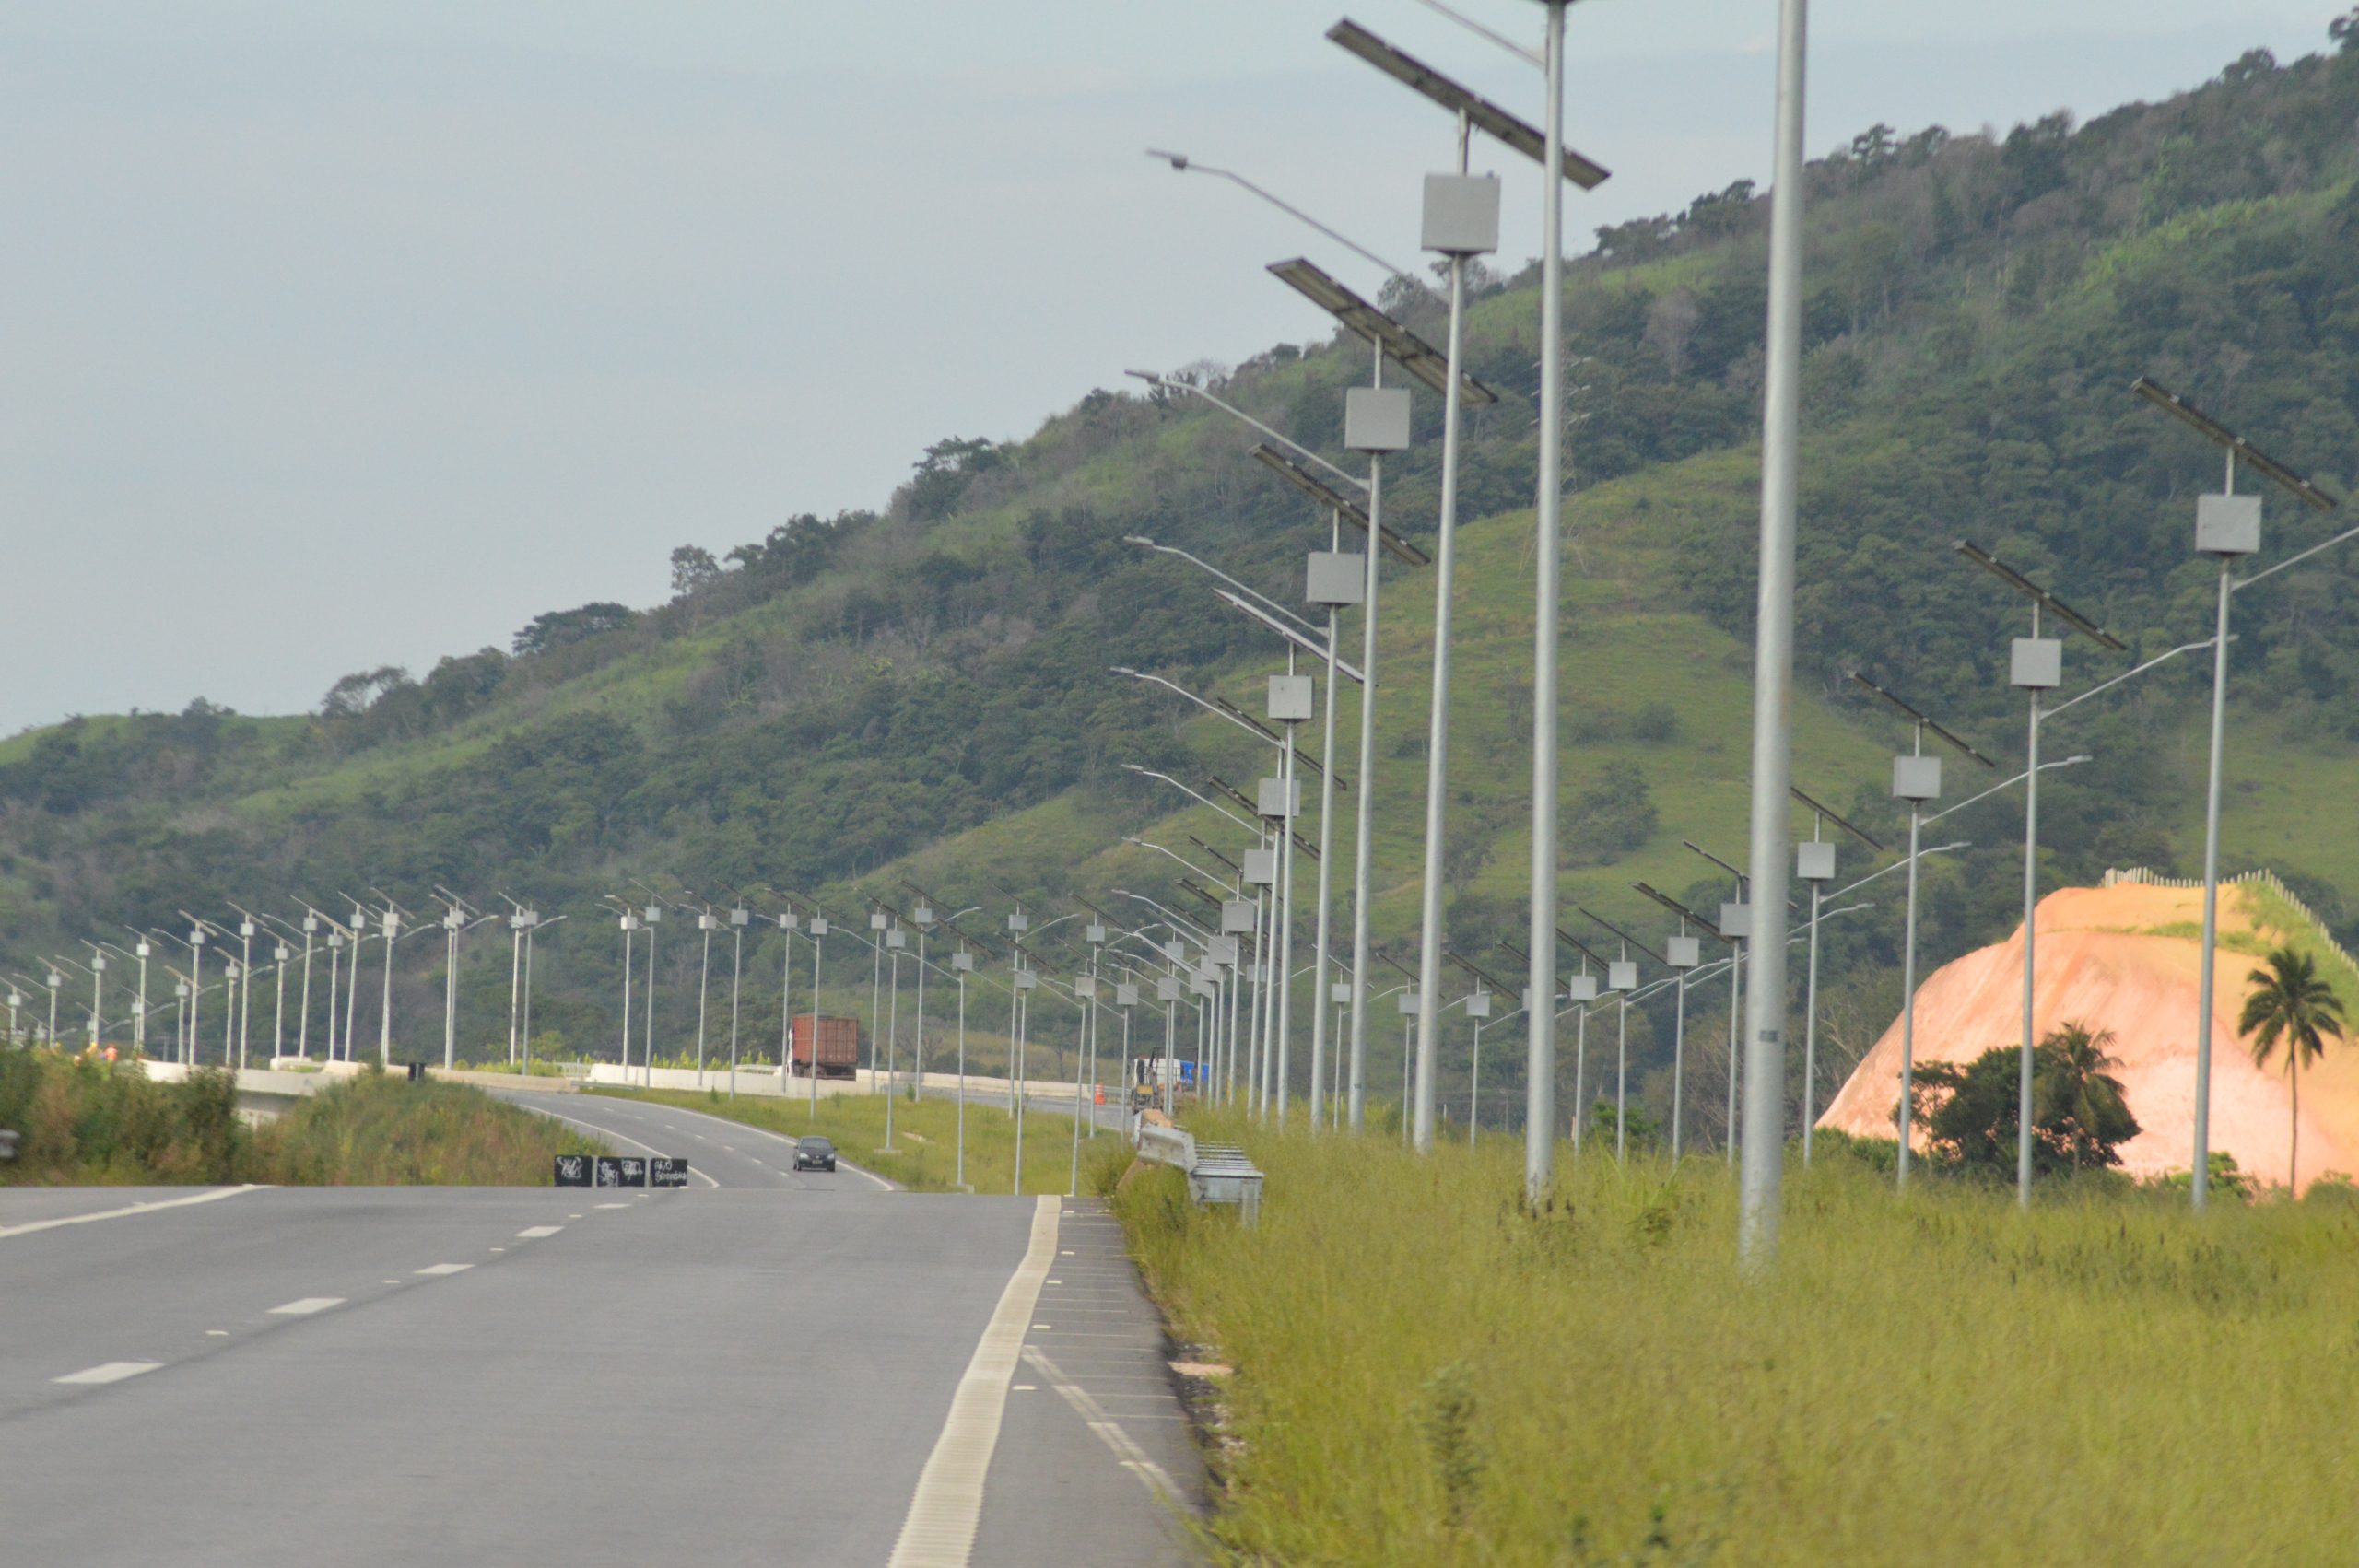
[{"xmin": 8, "ymin": 30, "xmax": 2359, "ymax": 1143}]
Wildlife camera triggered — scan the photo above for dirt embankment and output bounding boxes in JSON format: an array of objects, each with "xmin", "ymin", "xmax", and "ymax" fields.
[{"xmin": 1820, "ymin": 883, "xmax": 2359, "ymax": 1188}]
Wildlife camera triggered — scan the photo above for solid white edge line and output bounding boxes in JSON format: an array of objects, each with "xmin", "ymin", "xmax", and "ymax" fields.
[
  {"xmin": 886, "ymin": 1195, "xmax": 1061, "ymax": 1568},
  {"xmin": 53, "ymin": 1361, "xmax": 163, "ymax": 1385},
  {"xmin": 522, "ymin": 1106, "xmax": 722, "ymax": 1188},
  {"xmin": 0, "ymin": 1184, "xmax": 264, "ymax": 1241}
]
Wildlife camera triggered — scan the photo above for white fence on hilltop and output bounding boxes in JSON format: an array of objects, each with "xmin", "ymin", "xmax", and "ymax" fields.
[{"xmin": 2101, "ymin": 864, "xmax": 2359, "ymax": 979}]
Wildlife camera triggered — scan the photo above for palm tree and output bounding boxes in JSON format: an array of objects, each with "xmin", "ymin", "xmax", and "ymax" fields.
[
  {"xmin": 2237, "ymin": 946, "xmax": 2347, "ymax": 1192},
  {"xmin": 2033, "ymin": 1023, "xmax": 2138, "ymax": 1171}
]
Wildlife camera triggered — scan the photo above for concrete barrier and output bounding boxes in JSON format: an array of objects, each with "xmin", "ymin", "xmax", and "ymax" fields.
[{"xmin": 579, "ymin": 1063, "xmax": 1086, "ymax": 1102}]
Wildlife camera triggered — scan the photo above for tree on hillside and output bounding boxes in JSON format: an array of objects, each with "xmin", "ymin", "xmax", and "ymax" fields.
[
  {"xmin": 2032, "ymin": 1024, "xmax": 2137, "ymax": 1172},
  {"xmin": 2238, "ymin": 946, "xmax": 2346, "ymax": 1190},
  {"xmin": 669, "ymin": 544, "xmax": 721, "ymax": 597},
  {"xmin": 1919, "ymin": 1031, "xmax": 2139, "ymax": 1177},
  {"xmin": 511, "ymin": 602, "xmax": 634, "ymax": 657},
  {"xmin": 2335, "ymin": 7, "xmax": 2359, "ymax": 54}
]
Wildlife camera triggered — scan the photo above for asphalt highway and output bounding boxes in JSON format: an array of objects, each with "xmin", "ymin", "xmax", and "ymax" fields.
[{"xmin": 0, "ymin": 1094, "xmax": 1203, "ymax": 1566}]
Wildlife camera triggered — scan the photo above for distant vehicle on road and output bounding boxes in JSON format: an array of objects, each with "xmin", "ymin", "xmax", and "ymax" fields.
[
  {"xmin": 1130, "ymin": 1054, "xmax": 1191, "ymax": 1110},
  {"xmin": 793, "ymin": 1135, "xmax": 838, "ymax": 1173},
  {"xmin": 790, "ymin": 1015, "xmax": 860, "ymax": 1079}
]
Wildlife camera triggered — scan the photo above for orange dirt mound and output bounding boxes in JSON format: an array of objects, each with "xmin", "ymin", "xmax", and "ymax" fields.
[{"xmin": 1818, "ymin": 882, "xmax": 2359, "ymax": 1189}]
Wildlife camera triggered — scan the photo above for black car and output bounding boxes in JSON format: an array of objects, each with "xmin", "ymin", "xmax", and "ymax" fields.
[{"xmin": 792, "ymin": 1135, "xmax": 837, "ymax": 1173}]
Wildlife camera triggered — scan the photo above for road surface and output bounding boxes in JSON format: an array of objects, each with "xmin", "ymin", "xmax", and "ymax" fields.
[{"xmin": 0, "ymin": 1094, "xmax": 1203, "ymax": 1566}]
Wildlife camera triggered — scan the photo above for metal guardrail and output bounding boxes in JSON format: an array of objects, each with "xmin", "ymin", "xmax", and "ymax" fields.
[
  {"xmin": 1137, "ymin": 1122, "xmax": 1196, "ymax": 1171},
  {"xmin": 1137, "ymin": 1124, "xmax": 1262, "ymax": 1227}
]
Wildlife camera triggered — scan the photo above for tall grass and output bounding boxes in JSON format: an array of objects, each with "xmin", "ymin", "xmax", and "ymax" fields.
[
  {"xmin": 0, "ymin": 1049, "xmax": 245, "ymax": 1183},
  {"xmin": 0, "ymin": 1051, "xmax": 598, "ymax": 1185},
  {"xmin": 254, "ymin": 1071, "xmax": 601, "ymax": 1184},
  {"xmin": 1114, "ymin": 1117, "xmax": 2359, "ymax": 1565},
  {"xmin": 594, "ymin": 1085, "xmax": 1132, "ymax": 1196}
]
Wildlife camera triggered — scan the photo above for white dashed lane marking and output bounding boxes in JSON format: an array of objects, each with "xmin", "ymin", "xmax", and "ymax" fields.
[
  {"xmin": 267, "ymin": 1298, "xmax": 344, "ymax": 1316},
  {"xmin": 515, "ymin": 1226, "xmax": 564, "ymax": 1239},
  {"xmin": 415, "ymin": 1264, "xmax": 473, "ymax": 1277},
  {"xmin": 54, "ymin": 1362, "xmax": 161, "ymax": 1386}
]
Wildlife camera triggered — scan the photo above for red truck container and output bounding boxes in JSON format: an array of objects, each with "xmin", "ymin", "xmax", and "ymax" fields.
[{"xmin": 790, "ymin": 1015, "xmax": 860, "ymax": 1079}]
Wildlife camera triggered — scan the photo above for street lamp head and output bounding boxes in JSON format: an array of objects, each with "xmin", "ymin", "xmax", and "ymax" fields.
[
  {"xmin": 1144, "ymin": 147, "xmax": 1190, "ymax": 171},
  {"xmin": 1121, "ymin": 534, "xmax": 1156, "ymax": 549}
]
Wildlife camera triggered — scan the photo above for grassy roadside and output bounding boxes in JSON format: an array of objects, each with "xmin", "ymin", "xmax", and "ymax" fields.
[
  {"xmin": 590, "ymin": 1084, "xmax": 1132, "ymax": 1196},
  {"xmin": 0, "ymin": 1051, "xmax": 600, "ymax": 1185},
  {"xmin": 1111, "ymin": 1115, "xmax": 2359, "ymax": 1565}
]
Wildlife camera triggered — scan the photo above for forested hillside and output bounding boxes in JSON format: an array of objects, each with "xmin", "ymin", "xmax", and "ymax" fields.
[{"xmin": 8, "ymin": 27, "xmax": 2359, "ymax": 1139}]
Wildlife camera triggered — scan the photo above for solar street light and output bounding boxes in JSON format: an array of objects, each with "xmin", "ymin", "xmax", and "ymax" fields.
[
  {"xmin": 1268, "ymin": 257, "xmax": 1497, "ymax": 407},
  {"xmin": 1264, "ymin": 254, "xmax": 1474, "ymax": 1141},
  {"xmin": 1246, "ymin": 445, "xmax": 1426, "ymax": 566},
  {"xmin": 1631, "ymin": 881, "xmax": 1719, "ymax": 1161},
  {"xmin": 1323, "ymin": 18, "xmax": 1610, "ymax": 189},
  {"xmin": 1576, "ymin": 909, "xmax": 1658, "ymax": 1164},
  {"xmin": 1241, "ymin": 444, "xmax": 1405, "ymax": 1140},
  {"xmin": 1790, "ymin": 785, "xmax": 1883, "ymax": 1164},
  {"xmin": 1954, "ymin": 539, "xmax": 2127, "ymax": 1208},
  {"xmin": 1849, "ymin": 672, "xmax": 1995, "ymax": 1186},
  {"xmin": 2131, "ymin": 376, "xmax": 2343, "ymax": 1209}
]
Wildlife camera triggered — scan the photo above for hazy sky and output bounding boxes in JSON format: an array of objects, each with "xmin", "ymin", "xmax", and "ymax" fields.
[{"xmin": 0, "ymin": 1, "xmax": 2333, "ymax": 734}]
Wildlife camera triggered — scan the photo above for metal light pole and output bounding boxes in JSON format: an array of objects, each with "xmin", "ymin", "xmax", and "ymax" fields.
[
  {"xmin": 1666, "ymin": 930, "xmax": 1699, "ymax": 1159},
  {"xmin": 1579, "ymin": 912, "xmax": 1657, "ymax": 1163},
  {"xmin": 910, "ymin": 904, "xmax": 933, "ymax": 1103},
  {"xmin": 807, "ymin": 913, "xmax": 829, "ymax": 1119},
  {"xmin": 344, "ymin": 901, "xmax": 367, "ymax": 1062},
  {"xmin": 377, "ymin": 904, "xmax": 400, "ymax": 1067},
  {"xmin": 1737, "ymin": 0, "xmax": 1811, "ymax": 1264},
  {"xmin": 695, "ymin": 907, "xmax": 718, "ymax": 1088},
  {"xmin": 132, "ymin": 938, "xmax": 151, "ymax": 1057},
  {"xmin": 271, "ymin": 943, "xmax": 288, "ymax": 1060},
  {"xmin": 1260, "ymin": 259, "xmax": 1462, "ymax": 1135},
  {"xmin": 507, "ymin": 905, "xmax": 525, "ymax": 1065},
  {"xmin": 86, "ymin": 952, "xmax": 107, "ymax": 1050},
  {"xmin": 2130, "ymin": 378, "xmax": 2343, "ymax": 1206},
  {"xmin": 641, "ymin": 902, "xmax": 661, "ymax": 1086},
  {"xmin": 293, "ymin": 913, "xmax": 315, "ymax": 1060},
  {"xmin": 1013, "ymin": 959, "xmax": 1039, "ymax": 1195},
  {"xmin": 1954, "ymin": 541, "xmax": 2126, "ymax": 1204},
  {"xmin": 508, "ymin": 906, "xmax": 543, "ymax": 1069},
  {"xmin": 727, "ymin": 904, "xmax": 750, "ymax": 1097},
  {"xmin": 234, "ymin": 917, "xmax": 254, "ymax": 1070},
  {"xmin": 1788, "ymin": 785, "xmax": 1882, "ymax": 1164},
  {"xmin": 1133, "ymin": 150, "xmax": 1411, "ymax": 1132},
  {"xmin": 615, "ymin": 907, "xmax": 638, "ymax": 1072},
  {"xmin": 1851, "ymin": 673, "xmax": 1995, "ymax": 1186},
  {"xmin": 434, "ymin": 895, "xmax": 468, "ymax": 1071},
  {"xmin": 870, "ymin": 907, "xmax": 890, "ymax": 1094},
  {"xmin": 952, "ymin": 944, "xmax": 974, "ymax": 1188},
  {"xmin": 1341, "ymin": 367, "xmax": 1405, "ymax": 1137},
  {"xmin": 773, "ymin": 907, "xmax": 799, "ymax": 1083},
  {"xmin": 1528, "ymin": 0, "xmax": 1569, "ymax": 1204},
  {"xmin": 522, "ymin": 913, "xmax": 555, "ymax": 1073},
  {"xmin": 884, "ymin": 921, "xmax": 906, "ymax": 1151},
  {"xmin": 1321, "ymin": 11, "xmax": 1612, "ymax": 1166}
]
